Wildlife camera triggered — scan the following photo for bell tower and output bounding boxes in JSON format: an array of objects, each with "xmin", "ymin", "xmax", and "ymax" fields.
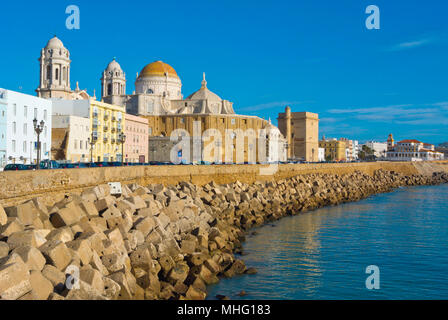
[
  {"xmin": 101, "ymin": 58, "xmax": 126, "ymax": 106},
  {"xmin": 36, "ymin": 36, "xmax": 72, "ymax": 99}
]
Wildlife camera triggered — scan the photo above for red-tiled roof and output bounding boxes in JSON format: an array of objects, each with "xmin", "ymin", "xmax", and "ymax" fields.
[{"xmin": 397, "ymin": 139, "xmax": 422, "ymax": 144}]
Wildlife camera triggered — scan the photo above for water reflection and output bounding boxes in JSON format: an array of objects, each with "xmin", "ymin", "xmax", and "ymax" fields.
[{"xmin": 207, "ymin": 185, "xmax": 448, "ymax": 300}]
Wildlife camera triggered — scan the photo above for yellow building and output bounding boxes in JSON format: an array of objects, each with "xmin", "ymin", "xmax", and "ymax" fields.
[
  {"xmin": 90, "ymin": 100, "xmax": 125, "ymax": 162},
  {"xmin": 319, "ymin": 139, "xmax": 346, "ymax": 161},
  {"xmin": 52, "ymin": 99, "xmax": 125, "ymax": 162}
]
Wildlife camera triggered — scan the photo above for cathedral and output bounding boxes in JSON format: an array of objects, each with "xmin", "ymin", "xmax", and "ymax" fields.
[
  {"xmin": 37, "ymin": 36, "xmax": 287, "ymax": 163},
  {"xmin": 101, "ymin": 59, "xmax": 236, "ymax": 117}
]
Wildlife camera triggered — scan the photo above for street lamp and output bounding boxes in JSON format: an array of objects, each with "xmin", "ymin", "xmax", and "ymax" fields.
[
  {"xmin": 33, "ymin": 118, "xmax": 45, "ymax": 170},
  {"xmin": 87, "ymin": 132, "xmax": 97, "ymax": 163},
  {"xmin": 119, "ymin": 132, "xmax": 126, "ymax": 165}
]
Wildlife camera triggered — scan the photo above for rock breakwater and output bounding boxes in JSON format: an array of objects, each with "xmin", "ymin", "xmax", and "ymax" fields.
[{"xmin": 0, "ymin": 169, "xmax": 447, "ymax": 300}]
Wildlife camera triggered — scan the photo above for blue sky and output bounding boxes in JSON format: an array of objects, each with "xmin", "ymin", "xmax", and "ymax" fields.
[{"xmin": 0, "ymin": 0, "xmax": 447, "ymax": 144}]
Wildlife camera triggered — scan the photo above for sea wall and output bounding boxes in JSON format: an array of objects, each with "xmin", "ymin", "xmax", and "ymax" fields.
[
  {"xmin": 0, "ymin": 167, "xmax": 447, "ymax": 300},
  {"xmin": 1, "ymin": 161, "xmax": 447, "ymax": 207}
]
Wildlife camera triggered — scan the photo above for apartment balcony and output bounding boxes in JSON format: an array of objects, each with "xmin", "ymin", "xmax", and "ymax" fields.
[
  {"xmin": 112, "ymin": 116, "xmax": 117, "ymax": 122},
  {"xmin": 104, "ymin": 114, "xmax": 109, "ymax": 121}
]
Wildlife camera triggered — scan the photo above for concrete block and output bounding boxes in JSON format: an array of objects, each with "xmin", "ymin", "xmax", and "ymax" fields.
[
  {"xmin": 80, "ymin": 267, "xmax": 104, "ymax": 293},
  {"xmin": 50, "ymin": 207, "xmax": 82, "ymax": 228},
  {"xmin": 39, "ymin": 240, "xmax": 72, "ymax": 271},
  {"xmin": 66, "ymin": 239, "xmax": 93, "ymax": 266},
  {"xmin": 12, "ymin": 246, "xmax": 46, "ymax": 271},
  {"xmin": 0, "ymin": 218, "xmax": 24, "ymax": 238},
  {"xmin": 41, "ymin": 264, "xmax": 66, "ymax": 293},
  {"xmin": 29, "ymin": 270, "xmax": 53, "ymax": 300},
  {"xmin": 0, "ymin": 259, "xmax": 31, "ymax": 300},
  {"xmin": 7, "ymin": 230, "xmax": 46, "ymax": 250}
]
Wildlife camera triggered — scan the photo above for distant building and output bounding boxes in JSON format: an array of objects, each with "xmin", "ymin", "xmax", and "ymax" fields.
[
  {"xmin": 0, "ymin": 89, "xmax": 52, "ymax": 167},
  {"xmin": 319, "ymin": 138, "xmax": 346, "ymax": 161},
  {"xmin": 339, "ymin": 138, "xmax": 356, "ymax": 161},
  {"xmin": 386, "ymin": 134, "xmax": 444, "ymax": 161},
  {"xmin": 51, "ymin": 115, "xmax": 91, "ymax": 162},
  {"xmin": 277, "ymin": 106, "xmax": 319, "ymax": 162},
  {"xmin": 364, "ymin": 141, "xmax": 387, "ymax": 158},
  {"xmin": 124, "ymin": 114, "xmax": 148, "ymax": 163}
]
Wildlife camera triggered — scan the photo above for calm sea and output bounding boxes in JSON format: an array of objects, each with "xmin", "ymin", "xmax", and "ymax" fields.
[{"xmin": 207, "ymin": 184, "xmax": 448, "ymax": 300}]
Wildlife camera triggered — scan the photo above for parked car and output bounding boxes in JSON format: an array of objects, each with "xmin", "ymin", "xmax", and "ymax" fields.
[
  {"xmin": 39, "ymin": 160, "xmax": 61, "ymax": 169},
  {"xmin": 94, "ymin": 161, "xmax": 110, "ymax": 167},
  {"xmin": 3, "ymin": 164, "xmax": 28, "ymax": 171}
]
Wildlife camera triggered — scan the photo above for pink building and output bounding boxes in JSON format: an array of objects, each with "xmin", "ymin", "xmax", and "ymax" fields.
[{"xmin": 124, "ymin": 114, "xmax": 148, "ymax": 163}]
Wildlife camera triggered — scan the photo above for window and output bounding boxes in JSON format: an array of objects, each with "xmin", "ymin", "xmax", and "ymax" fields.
[
  {"xmin": 44, "ymin": 110, "xmax": 47, "ymax": 120},
  {"xmin": 13, "ymin": 104, "xmax": 17, "ymax": 116},
  {"xmin": 47, "ymin": 66, "xmax": 51, "ymax": 80},
  {"xmin": 23, "ymin": 123, "xmax": 27, "ymax": 135},
  {"xmin": 24, "ymin": 106, "xmax": 27, "ymax": 117},
  {"xmin": 44, "ymin": 126, "xmax": 47, "ymax": 137},
  {"xmin": 55, "ymin": 69, "xmax": 59, "ymax": 80},
  {"xmin": 180, "ymin": 118, "xmax": 184, "ymax": 124},
  {"xmin": 34, "ymin": 108, "xmax": 37, "ymax": 119},
  {"xmin": 231, "ymin": 119, "xmax": 235, "ymax": 125},
  {"xmin": 44, "ymin": 143, "xmax": 47, "ymax": 153},
  {"xmin": 23, "ymin": 141, "xmax": 27, "ymax": 153},
  {"xmin": 13, "ymin": 122, "xmax": 16, "ymax": 134},
  {"xmin": 74, "ymin": 140, "xmax": 78, "ymax": 150},
  {"xmin": 12, "ymin": 140, "xmax": 16, "ymax": 152}
]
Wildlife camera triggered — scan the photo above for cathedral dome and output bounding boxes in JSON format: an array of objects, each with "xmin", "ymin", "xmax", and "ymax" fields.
[
  {"xmin": 186, "ymin": 73, "xmax": 222, "ymax": 101},
  {"xmin": 45, "ymin": 36, "xmax": 65, "ymax": 49},
  {"xmin": 138, "ymin": 61, "xmax": 179, "ymax": 79},
  {"xmin": 106, "ymin": 58, "xmax": 122, "ymax": 72}
]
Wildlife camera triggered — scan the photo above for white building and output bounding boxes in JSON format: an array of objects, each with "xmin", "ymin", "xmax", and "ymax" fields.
[
  {"xmin": 386, "ymin": 137, "xmax": 444, "ymax": 161},
  {"xmin": 0, "ymin": 89, "xmax": 52, "ymax": 167},
  {"xmin": 364, "ymin": 141, "xmax": 387, "ymax": 158},
  {"xmin": 318, "ymin": 147, "xmax": 325, "ymax": 162}
]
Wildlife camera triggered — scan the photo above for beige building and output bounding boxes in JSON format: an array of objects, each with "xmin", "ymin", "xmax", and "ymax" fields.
[
  {"xmin": 319, "ymin": 138, "xmax": 347, "ymax": 161},
  {"xmin": 124, "ymin": 113, "xmax": 148, "ymax": 163},
  {"xmin": 51, "ymin": 115, "xmax": 91, "ymax": 162},
  {"xmin": 277, "ymin": 107, "xmax": 319, "ymax": 162}
]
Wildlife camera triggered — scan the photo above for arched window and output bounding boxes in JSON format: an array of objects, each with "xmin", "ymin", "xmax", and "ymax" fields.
[
  {"xmin": 107, "ymin": 84, "xmax": 112, "ymax": 96},
  {"xmin": 55, "ymin": 69, "xmax": 59, "ymax": 80},
  {"xmin": 46, "ymin": 66, "xmax": 51, "ymax": 80}
]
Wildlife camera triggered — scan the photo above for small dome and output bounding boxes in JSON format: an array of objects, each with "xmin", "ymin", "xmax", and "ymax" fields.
[
  {"xmin": 106, "ymin": 58, "xmax": 122, "ymax": 72},
  {"xmin": 46, "ymin": 36, "xmax": 65, "ymax": 49},
  {"xmin": 138, "ymin": 61, "xmax": 179, "ymax": 79},
  {"xmin": 186, "ymin": 73, "xmax": 221, "ymax": 101}
]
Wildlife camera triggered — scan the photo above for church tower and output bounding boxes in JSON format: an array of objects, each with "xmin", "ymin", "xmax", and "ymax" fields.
[
  {"xmin": 36, "ymin": 36, "xmax": 72, "ymax": 99},
  {"xmin": 101, "ymin": 58, "xmax": 126, "ymax": 106},
  {"xmin": 387, "ymin": 133, "xmax": 395, "ymax": 151}
]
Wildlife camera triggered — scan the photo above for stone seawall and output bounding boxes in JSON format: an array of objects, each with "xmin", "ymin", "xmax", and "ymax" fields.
[
  {"xmin": 1, "ymin": 161, "xmax": 447, "ymax": 207},
  {"xmin": 0, "ymin": 167, "xmax": 447, "ymax": 300}
]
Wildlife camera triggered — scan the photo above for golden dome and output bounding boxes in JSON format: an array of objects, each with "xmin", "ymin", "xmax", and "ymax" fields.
[{"xmin": 138, "ymin": 61, "xmax": 179, "ymax": 79}]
